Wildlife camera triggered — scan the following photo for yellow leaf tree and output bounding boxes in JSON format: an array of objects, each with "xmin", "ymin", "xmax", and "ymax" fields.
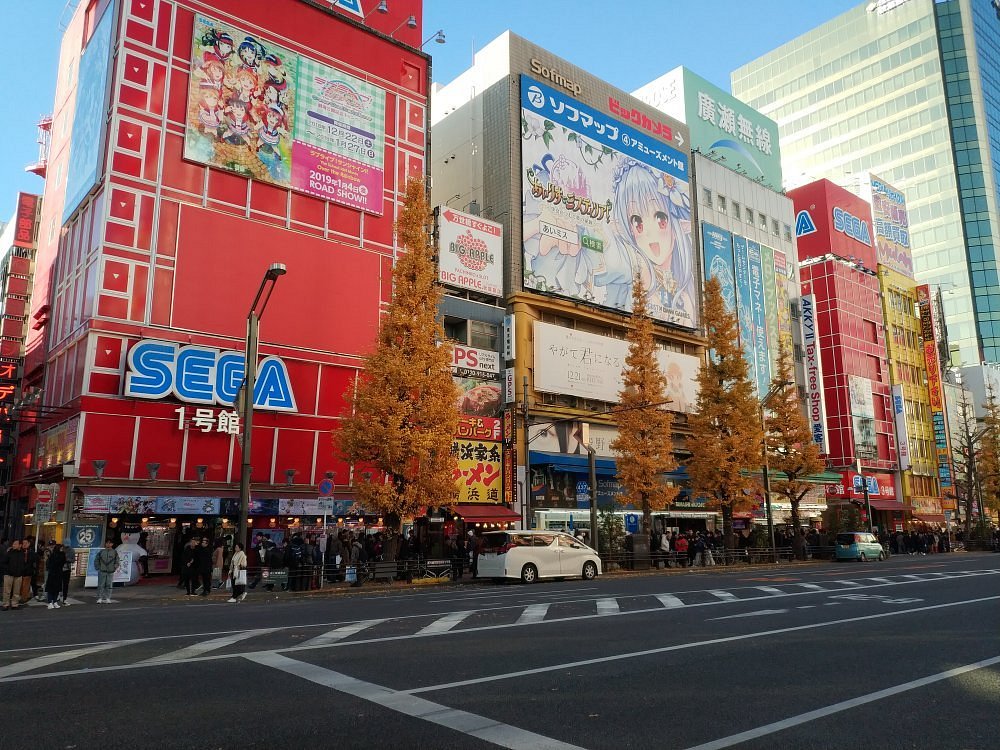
[
  {"xmin": 336, "ymin": 178, "xmax": 460, "ymax": 530},
  {"xmin": 765, "ymin": 339, "xmax": 824, "ymax": 558},
  {"xmin": 977, "ymin": 384, "xmax": 1000, "ymax": 527},
  {"xmin": 611, "ymin": 275, "xmax": 678, "ymax": 534},
  {"xmin": 686, "ymin": 276, "xmax": 763, "ymax": 549}
]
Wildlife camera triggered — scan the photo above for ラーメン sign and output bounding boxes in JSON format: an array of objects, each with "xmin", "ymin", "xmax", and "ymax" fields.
[
  {"xmin": 124, "ymin": 340, "xmax": 297, "ymax": 411},
  {"xmin": 437, "ymin": 208, "xmax": 503, "ymax": 296}
]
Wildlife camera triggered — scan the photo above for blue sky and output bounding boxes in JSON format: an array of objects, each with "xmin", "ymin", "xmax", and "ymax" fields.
[{"xmin": 0, "ymin": 0, "xmax": 861, "ymax": 220}]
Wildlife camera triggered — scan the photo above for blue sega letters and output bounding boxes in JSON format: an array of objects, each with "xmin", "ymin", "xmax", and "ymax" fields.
[{"xmin": 124, "ymin": 340, "xmax": 296, "ymax": 411}]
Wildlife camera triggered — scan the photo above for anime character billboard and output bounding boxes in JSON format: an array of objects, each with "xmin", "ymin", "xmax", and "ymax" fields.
[
  {"xmin": 520, "ymin": 77, "xmax": 696, "ymax": 328},
  {"xmin": 184, "ymin": 15, "xmax": 385, "ymax": 214}
]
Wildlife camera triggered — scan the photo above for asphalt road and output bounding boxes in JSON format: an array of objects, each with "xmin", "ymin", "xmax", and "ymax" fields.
[{"xmin": 1, "ymin": 553, "xmax": 998, "ymax": 750}]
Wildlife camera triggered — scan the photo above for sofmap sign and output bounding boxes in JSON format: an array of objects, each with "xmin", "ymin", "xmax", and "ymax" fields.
[
  {"xmin": 125, "ymin": 340, "xmax": 297, "ymax": 411},
  {"xmin": 800, "ymin": 295, "xmax": 828, "ymax": 454}
]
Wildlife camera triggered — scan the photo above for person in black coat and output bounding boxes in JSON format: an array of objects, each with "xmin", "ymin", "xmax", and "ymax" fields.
[
  {"xmin": 181, "ymin": 537, "xmax": 200, "ymax": 596},
  {"xmin": 195, "ymin": 537, "xmax": 214, "ymax": 596},
  {"xmin": 45, "ymin": 544, "xmax": 67, "ymax": 609}
]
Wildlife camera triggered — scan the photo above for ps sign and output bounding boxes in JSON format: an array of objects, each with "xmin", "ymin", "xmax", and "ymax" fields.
[{"xmin": 125, "ymin": 340, "xmax": 296, "ymax": 411}]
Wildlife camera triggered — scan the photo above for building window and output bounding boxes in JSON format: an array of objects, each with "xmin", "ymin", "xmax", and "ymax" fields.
[
  {"xmin": 783, "ymin": 223, "xmax": 792, "ymax": 242},
  {"xmin": 444, "ymin": 317, "xmax": 467, "ymax": 343},
  {"xmin": 758, "ymin": 213, "xmax": 767, "ymax": 231},
  {"xmin": 772, "ymin": 218, "xmax": 780, "ymax": 237},
  {"xmin": 745, "ymin": 206, "xmax": 754, "ymax": 224},
  {"xmin": 732, "ymin": 201, "xmax": 740, "ymax": 219},
  {"xmin": 470, "ymin": 321, "xmax": 498, "ymax": 350},
  {"xmin": 718, "ymin": 195, "xmax": 727, "ymax": 214},
  {"xmin": 703, "ymin": 188, "xmax": 713, "ymax": 207}
]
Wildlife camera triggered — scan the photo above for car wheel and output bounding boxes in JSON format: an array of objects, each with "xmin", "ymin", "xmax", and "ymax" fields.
[
  {"xmin": 520, "ymin": 563, "xmax": 538, "ymax": 584},
  {"xmin": 859, "ymin": 552, "xmax": 867, "ymax": 562},
  {"xmin": 582, "ymin": 561, "xmax": 598, "ymax": 580},
  {"xmin": 878, "ymin": 551, "xmax": 885, "ymax": 561}
]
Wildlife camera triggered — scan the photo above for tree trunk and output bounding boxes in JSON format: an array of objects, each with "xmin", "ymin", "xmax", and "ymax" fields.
[
  {"xmin": 721, "ymin": 502, "xmax": 735, "ymax": 551},
  {"xmin": 790, "ymin": 499, "xmax": 805, "ymax": 560}
]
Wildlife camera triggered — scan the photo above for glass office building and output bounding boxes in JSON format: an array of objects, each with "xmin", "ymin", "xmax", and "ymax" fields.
[{"xmin": 733, "ymin": 0, "xmax": 1000, "ymax": 366}]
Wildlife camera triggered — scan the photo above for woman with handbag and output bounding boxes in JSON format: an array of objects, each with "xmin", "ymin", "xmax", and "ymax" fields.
[{"xmin": 228, "ymin": 542, "xmax": 248, "ymax": 603}]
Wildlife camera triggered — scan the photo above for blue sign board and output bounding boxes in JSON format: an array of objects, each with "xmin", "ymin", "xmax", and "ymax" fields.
[
  {"xmin": 746, "ymin": 240, "xmax": 771, "ymax": 396},
  {"xmin": 624, "ymin": 513, "xmax": 640, "ymax": 534},
  {"xmin": 69, "ymin": 524, "xmax": 104, "ymax": 549},
  {"xmin": 732, "ymin": 235, "xmax": 757, "ymax": 387}
]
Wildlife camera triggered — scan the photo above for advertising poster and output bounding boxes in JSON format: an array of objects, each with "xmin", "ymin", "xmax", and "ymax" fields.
[
  {"xmin": 438, "ymin": 209, "xmax": 504, "ymax": 296},
  {"xmin": 849, "ymin": 375, "xmax": 877, "ymax": 460},
  {"xmin": 533, "ymin": 322, "xmax": 699, "ymax": 411},
  {"xmin": 761, "ymin": 244, "xmax": 780, "ymax": 372},
  {"xmin": 700, "ymin": 222, "xmax": 735, "ymax": 314},
  {"xmin": 746, "ymin": 240, "xmax": 770, "ymax": 396},
  {"xmin": 773, "ymin": 249, "xmax": 793, "ymax": 350},
  {"xmin": 292, "ymin": 57, "xmax": 385, "ymax": 213},
  {"xmin": 184, "ymin": 14, "xmax": 384, "ymax": 215},
  {"xmin": 454, "ymin": 377, "xmax": 503, "ymax": 418},
  {"xmin": 520, "ymin": 76, "xmax": 696, "ymax": 328},
  {"xmin": 451, "ymin": 440, "xmax": 502, "ymax": 503},
  {"xmin": 800, "ymin": 295, "xmax": 828, "ymax": 453},
  {"xmin": 64, "ymin": 0, "xmax": 116, "ymax": 221},
  {"xmin": 732, "ymin": 235, "xmax": 756, "ymax": 387},
  {"xmin": 870, "ymin": 173, "xmax": 913, "ymax": 278},
  {"xmin": 892, "ymin": 384, "xmax": 911, "ymax": 470}
]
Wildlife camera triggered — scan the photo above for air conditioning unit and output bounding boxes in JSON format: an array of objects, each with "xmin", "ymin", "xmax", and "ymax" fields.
[{"xmin": 63, "ymin": 463, "xmax": 79, "ymax": 478}]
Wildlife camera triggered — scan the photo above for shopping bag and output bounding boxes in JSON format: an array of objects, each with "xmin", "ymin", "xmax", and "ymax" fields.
[{"xmin": 234, "ymin": 570, "xmax": 247, "ymax": 586}]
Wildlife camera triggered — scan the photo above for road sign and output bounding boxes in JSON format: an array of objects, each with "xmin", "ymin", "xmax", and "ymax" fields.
[
  {"xmin": 318, "ymin": 479, "xmax": 334, "ymax": 497},
  {"xmin": 34, "ymin": 501, "xmax": 53, "ymax": 517},
  {"xmin": 624, "ymin": 513, "xmax": 639, "ymax": 534}
]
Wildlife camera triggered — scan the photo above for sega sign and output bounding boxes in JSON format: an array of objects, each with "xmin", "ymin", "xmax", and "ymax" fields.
[
  {"xmin": 125, "ymin": 340, "xmax": 296, "ymax": 412},
  {"xmin": 788, "ymin": 180, "xmax": 876, "ymax": 270}
]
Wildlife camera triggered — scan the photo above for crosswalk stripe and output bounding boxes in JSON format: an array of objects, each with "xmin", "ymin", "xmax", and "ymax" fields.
[
  {"xmin": 417, "ymin": 611, "xmax": 473, "ymax": 635},
  {"xmin": 708, "ymin": 590, "xmax": 738, "ymax": 602},
  {"xmin": 867, "ymin": 577, "xmax": 893, "ymax": 584},
  {"xmin": 596, "ymin": 598, "xmax": 619, "ymax": 615},
  {"xmin": 516, "ymin": 604, "xmax": 550, "ymax": 625},
  {"xmin": 756, "ymin": 586, "xmax": 783, "ymax": 596},
  {"xmin": 246, "ymin": 651, "xmax": 585, "ymax": 750},
  {"xmin": 0, "ymin": 639, "xmax": 147, "ymax": 679},
  {"xmin": 301, "ymin": 619, "xmax": 386, "ymax": 648},
  {"xmin": 656, "ymin": 593, "xmax": 684, "ymax": 609},
  {"xmin": 831, "ymin": 580, "xmax": 863, "ymax": 587},
  {"xmin": 143, "ymin": 629, "xmax": 279, "ymax": 663},
  {"xmin": 902, "ymin": 574, "xmax": 927, "ymax": 581},
  {"xmin": 797, "ymin": 583, "xmax": 825, "ymax": 591}
]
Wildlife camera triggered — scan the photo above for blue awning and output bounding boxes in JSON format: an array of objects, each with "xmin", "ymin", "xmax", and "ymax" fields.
[{"xmin": 529, "ymin": 451, "xmax": 618, "ymax": 475}]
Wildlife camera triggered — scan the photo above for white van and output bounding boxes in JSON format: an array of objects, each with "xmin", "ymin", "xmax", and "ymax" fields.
[{"xmin": 477, "ymin": 530, "xmax": 602, "ymax": 583}]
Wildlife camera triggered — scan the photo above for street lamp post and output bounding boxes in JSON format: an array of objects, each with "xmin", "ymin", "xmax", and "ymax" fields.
[
  {"xmin": 855, "ymin": 459, "xmax": 874, "ymax": 533},
  {"xmin": 237, "ymin": 263, "xmax": 287, "ymax": 546},
  {"xmin": 760, "ymin": 381, "xmax": 792, "ymax": 563}
]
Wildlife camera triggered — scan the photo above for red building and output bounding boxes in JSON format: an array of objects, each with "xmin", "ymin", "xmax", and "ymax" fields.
[
  {"xmin": 789, "ymin": 180, "xmax": 900, "ymax": 522},
  {"xmin": 12, "ymin": 0, "xmax": 428, "ymax": 561}
]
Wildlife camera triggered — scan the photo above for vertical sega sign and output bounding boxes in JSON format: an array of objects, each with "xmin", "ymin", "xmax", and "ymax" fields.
[
  {"xmin": 800, "ymin": 295, "xmax": 827, "ymax": 454},
  {"xmin": 124, "ymin": 340, "xmax": 296, "ymax": 411}
]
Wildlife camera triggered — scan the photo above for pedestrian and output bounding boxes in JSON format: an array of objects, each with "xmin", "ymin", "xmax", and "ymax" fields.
[
  {"xmin": 2, "ymin": 540, "xmax": 25, "ymax": 610},
  {"xmin": 45, "ymin": 544, "xmax": 67, "ymax": 609},
  {"xmin": 196, "ymin": 537, "xmax": 213, "ymax": 596},
  {"xmin": 182, "ymin": 537, "xmax": 200, "ymax": 596},
  {"xmin": 674, "ymin": 533, "xmax": 689, "ymax": 568},
  {"xmin": 24, "ymin": 537, "xmax": 39, "ymax": 602},
  {"xmin": 59, "ymin": 546, "xmax": 74, "ymax": 606},
  {"xmin": 212, "ymin": 539, "xmax": 226, "ymax": 589},
  {"xmin": 94, "ymin": 539, "xmax": 120, "ymax": 604},
  {"xmin": 137, "ymin": 530, "xmax": 150, "ymax": 578},
  {"xmin": 228, "ymin": 541, "xmax": 248, "ymax": 603},
  {"xmin": 350, "ymin": 533, "xmax": 366, "ymax": 587},
  {"xmin": 470, "ymin": 529, "xmax": 483, "ymax": 579}
]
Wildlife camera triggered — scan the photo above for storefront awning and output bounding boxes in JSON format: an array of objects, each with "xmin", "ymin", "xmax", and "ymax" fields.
[
  {"xmin": 451, "ymin": 504, "xmax": 521, "ymax": 523},
  {"xmin": 529, "ymin": 451, "xmax": 617, "ymax": 475},
  {"xmin": 868, "ymin": 499, "xmax": 905, "ymax": 511},
  {"xmin": 912, "ymin": 513, "xmax": 946, "ymax": 524}
]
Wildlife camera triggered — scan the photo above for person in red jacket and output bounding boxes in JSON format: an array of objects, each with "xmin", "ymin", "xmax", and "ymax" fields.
[{"xmin": 673, "ymin": 534, "xmax": 689, "ymax": 567}]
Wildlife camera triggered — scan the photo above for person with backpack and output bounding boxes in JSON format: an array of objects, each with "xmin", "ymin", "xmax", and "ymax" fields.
[{"xmin": 286, "ymin": 534, "xmax": 307, "ymax": 591}]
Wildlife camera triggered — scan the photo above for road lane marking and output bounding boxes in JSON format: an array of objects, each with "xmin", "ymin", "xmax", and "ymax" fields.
[
  {"xmin": 596, "ymin": 598, "xmax": 619, "ymax": 615},
  {"xmin": 300, "ymin": 620, "xmax": 386, "ymax": 648},
  {"xmin": 417, "ymin": 611, "xmax": 474, "ymax": 635},
  {"xmin": 831, "ymin": 580, "xmax": 863, "ymax": 587},
  {"xmin": 0, "ymin": 639, "xmax": 148, "ymax": 679},
  {"xmin": 709, "ymin": 609, "xmax": 788, "ymax": 620},
  {"xmin": 404, "ymin": 595, "xmax": 1000, "ymax": 695},
  {"xmin": 681, "ymin": 655, "xmax": 1000, "ymax": 750},
  {"xmin": 142, "ymin": 629, "xmax": 280, "ymax": 663},
  {"xmin": 708, "ymin": 590, "xmax": 738, "ymax": 602},
  {"xmin": 516, "ymin": 604, "xmax": 550, "ymax": 625},
  {"xmin": 755, "ymin": 586, "xmax": 784, "ymax": 596},
  {"xmin": 656, "ymin": 594, "xmax": 684, "ymax": 609},
  {"xmin": 797, "ymin": 583, "xmax": 825, "ymax": 591},
  {"xmin": 867, "ymin": 577, "xmax": 893, "ymax": 584},
  {"xmin": 245, "ymin": 651, "xmax": 585, "ymax": 750}
]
